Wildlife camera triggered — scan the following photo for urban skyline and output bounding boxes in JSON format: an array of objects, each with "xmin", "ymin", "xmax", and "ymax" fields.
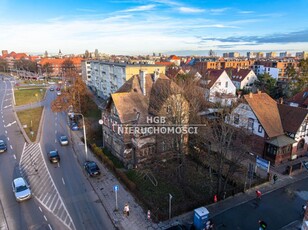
[{"xmin": 0, "ymin": 0, "xmax": 307, "ymax": 55}]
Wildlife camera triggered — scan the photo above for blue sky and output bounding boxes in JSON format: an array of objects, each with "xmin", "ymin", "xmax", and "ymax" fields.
[{"xmin": 0, "ymin": 0, "xmax": 307, "ymax": 55}]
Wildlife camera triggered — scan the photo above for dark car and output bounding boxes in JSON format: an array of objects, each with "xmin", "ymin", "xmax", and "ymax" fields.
[
  {"xmin": 84, "ymin": 161, "xmax": 101, "ymax": 177},
  {"xmin": 303, "ymin": 161, "xmax": 308, "ymax": 171},
  {"xmin": 49, "ymin": 87, "xmax": 55, "ymax": 91},
  {"xmin": 0, "ymin": 140, "xmax": 7, "ymax": 153},
  {"xmin": 48, "ymin": 150, "xmax": 60, "ymax": 163},
  {"xmin": 56, "ymin": 87, "xmax": 61, "ymax": 91},
  {"xmin": 70, "ymin": 122, "xmax": 79, "ymax": 131}
]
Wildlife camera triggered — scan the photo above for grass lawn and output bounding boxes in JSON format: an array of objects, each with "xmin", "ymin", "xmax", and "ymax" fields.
[
  {"xmin": 14, "ymin": 88, "xmax": 46, "ymax": 106},
  {"xmin": 17, "ymin": 107, "xmax": 43, "ymax": 142}
]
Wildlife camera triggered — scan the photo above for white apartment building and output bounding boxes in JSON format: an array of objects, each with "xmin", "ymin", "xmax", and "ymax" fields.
[
  {"xmin": 253, "ymin": 65, "xmax": 279, "ymax": 80},
  {"xmin": 85, "ymin": 61, "xmax": 166, "ymax": 99}
]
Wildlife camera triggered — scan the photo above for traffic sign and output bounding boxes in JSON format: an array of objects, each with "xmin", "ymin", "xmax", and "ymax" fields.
[{"xmin": 114, "ymin": 185, "xmax": 119, "ymax": 192}]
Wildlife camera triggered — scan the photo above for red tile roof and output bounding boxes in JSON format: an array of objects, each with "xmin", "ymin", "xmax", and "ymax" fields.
[
  {"xmin": 278, "ymin": 104, "xmax": 308, "ymax": 133},
  {"xmin": 244, "ymin": 92, "xmax": 284, "ymax": 138},
  {"xmin": 286, "ymin": 88, "xmax": 308, "ymax": 107},
  {"xmin": 200, "ymin": 69, "xmax": 225, "ymax": 88}
]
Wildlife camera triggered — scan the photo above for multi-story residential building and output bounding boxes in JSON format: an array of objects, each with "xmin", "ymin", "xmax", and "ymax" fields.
[
  {"xmin": 279, "ymin": 52, "xmax": 291, "ymax": 58},
  {"xmin": 81, "ymin": 60, "xmax": 91, "ymax": 86},
  {"xmin": 254, "ymin": 60, "xmax": 299, "ymax": 78},
  {"xmin": 38, "ymin": 57, "xmax": 83, "ymax": 76},
  {"xmin": 102, "ymin": 71, "xmax": 189, "ymax": 168},
  {"xmin": 88, "ymin": 61, "xmax": 166, "ymax": 99},
  {"xmin": 266, "ymin": 52, "xmax": 277, "ymax": 58},
  {"xmin": 296, "ymin": 51, "xmax": 308, "ymax": 60},
  {"xmin": 253, "ymin": 64, "xmax": 279, "ymax": 79},
  {"xmin": 247, "ymin": 52, "xmax": 257, "ymax": 59},
  {"xmin": 226, "ymin": 92, "xmax": 296, "ymax": 165},
  {"xmin": 256, "ymin": 52, "xmax": 264, "ymax": 59}
]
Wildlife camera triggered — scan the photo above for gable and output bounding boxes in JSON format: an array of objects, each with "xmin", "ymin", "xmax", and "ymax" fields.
[{"xmin": 244, "ymin": 92, "xmax": 284, "ymax": 138}]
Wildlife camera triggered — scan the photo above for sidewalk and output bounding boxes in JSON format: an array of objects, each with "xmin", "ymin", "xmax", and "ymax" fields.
[
  {"xmin": 71, "ymin": 130, "xmax": 167, "ymax": 230},
  {"xmin": 71, "ymin": 127, "xmax": 308, "ymax": 230}
]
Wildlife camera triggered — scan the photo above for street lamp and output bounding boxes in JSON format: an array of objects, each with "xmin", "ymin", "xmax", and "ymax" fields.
[
  {"xmin": 71, "ymin": 112, "xmax": 88, "ymax": 161},
  {"xmin": 169, "ymin": 193, "xmax": 173, "ymax": 219}
]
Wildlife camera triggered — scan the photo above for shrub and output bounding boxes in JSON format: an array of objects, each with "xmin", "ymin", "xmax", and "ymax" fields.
[{"xmin": 115, "ymin": 168, "xmax": 136, "ymax": 192}]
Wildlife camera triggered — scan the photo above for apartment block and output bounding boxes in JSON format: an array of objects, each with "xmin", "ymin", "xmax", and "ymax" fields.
[{"xmin": 87, "ymin": 61, "xmax": 166, "ymax": 99}]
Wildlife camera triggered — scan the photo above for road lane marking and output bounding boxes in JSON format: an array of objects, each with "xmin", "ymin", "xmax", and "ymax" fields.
[
  {"xmin": 62, "ymin": 178, "xmax": 65, "ymax": 185},
  {"xmin": 57, "ymin": 162, "xmax": 60, "ymax": 168},
  {"xmin": 5, "ymin": 130, "xmax": 7, "ymax": 134},
  {"xmin": 39, "ymin": 207, "xmax": 42, "ymax": 212},
  {"xmin": 13, "ymin": 154, "xmax": 16, "ymax": 159},
  {"xmin": 10, "ymin": 145, "xmax": 12, "ymax": 149},
  {"xmin": 7, "ymin": 137, "xmax": 9, "ymax": 141},
  {"xmin": 48, "ymin": 224, "xmax": 52, "ymax": 230},
  {"xmin": 44, "ymin": 215, "xmax": 47, "ymax": 221}
]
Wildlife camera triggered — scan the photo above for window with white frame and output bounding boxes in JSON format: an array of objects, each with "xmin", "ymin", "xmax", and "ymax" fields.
[{"xmin": 248, "ymin": 118, "xmax": 254, "ymax": 130}]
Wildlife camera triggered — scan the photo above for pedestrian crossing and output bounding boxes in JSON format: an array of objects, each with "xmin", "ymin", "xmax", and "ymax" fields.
[{"xmin": 19, "ymin": 143, "xmax": 75, "ymax": 230}]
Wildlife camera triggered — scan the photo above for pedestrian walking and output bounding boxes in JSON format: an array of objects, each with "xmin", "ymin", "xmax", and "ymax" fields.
[
  {"xmin": 256, "ymin": 190, "xmax": 262, "ymax": 199},
  {"xmin": 123, "ymin": 203, "xmax": 130, "ymax": 217},
  {"xmin": 302, "ymin": 205, "xmax": 307, "ymax": 216},
  {"xmin": 258, "ymin": 220, "xmax": 267, "ymax": 229},
  {"xmin": 273, "ymin": 174, "xmax": 278, "ymax": 184}
]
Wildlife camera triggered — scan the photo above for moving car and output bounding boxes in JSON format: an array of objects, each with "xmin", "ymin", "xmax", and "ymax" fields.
[
  {"xmin": 12, "ymin": 177, "xmax": 32, "ymax": 202},
  {"xmin": 0, "ymin": 140, "xmax": 7, "ymax": 153},
  {"xmin": 59, "ymin": 135, "xmax": 68, "ymax": 145},
  {"xmin": 57, "ymin": 91, "xmax": 61, "ymax": 96},
  {"xmin": 84, "ymin": 161, "xmax": 101, "ymax": 177},
  {"xmin": 49, "ymin": 87, "xmax": 54, "ymax": 91},
  {"xmin": 48, "ymin": 150, "xmax": 60, "ymax": 163}
]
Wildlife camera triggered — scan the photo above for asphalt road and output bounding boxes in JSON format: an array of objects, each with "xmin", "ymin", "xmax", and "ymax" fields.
[
  {"xmin": 39, "ymin": 87, "xmax": 115, "ymax": 230},
  {"xmin": 212, "ymin": 176, "xmax": 308, "ymax": 229},
  {"xmin": 0, "ymin": 77, "xmax": 115, "ymax": 230},
  {"xmin": 0, "ymin": 76, "xmax": 53, "ymax": 229}
]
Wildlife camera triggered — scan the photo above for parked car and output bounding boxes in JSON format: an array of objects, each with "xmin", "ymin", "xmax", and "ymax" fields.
[
  {"xmin": 70, "ymin": 123, "xmax": 79, "ymax": 131},
  {"xmin": 12, "ymin": 177, "xmax": 32, "ymax": 202},
  {"xmin": 57, "ymin": 91, "xmax": 61, "ymax": 96},
  {"xmin": 56, "ymin": 87, "xmax": 61, "ymax": 91},
  {"xmin": 84, "ymin": 161, "xmax": 101, "ymax": 177},
  {"xmin": 0, "ymin": 140, "xmax": 7, "ymax": 153},
  {"xmin": 49, "ymin": 87, "xmax": 54, "ymax": 91},
  {"xmin": 59, "ymin": 136, "xmax": 68, "ymax": 146},
  {"xmin": 48, "ymin": 150, "xmax": 60, "ymax": 163}
]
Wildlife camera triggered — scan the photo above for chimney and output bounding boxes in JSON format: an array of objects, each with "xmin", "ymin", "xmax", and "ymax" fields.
[
  {"xmin": 249, "ymin": 92, "xmax": 253, "ymax": 98},
  {"xmin": 279, "ymin": 97, "xmax": 284, "ymax": 104},
  {"xmin": 154, "ymin": 69, "xmax": 160, "ymax": 82},
  {"xmin": 139, "ymin": 70, "xmax": 147, "ymax": 96},
  {"xmin": 258, "ymin": 90, "xmax": 261, "ymax": 94}
]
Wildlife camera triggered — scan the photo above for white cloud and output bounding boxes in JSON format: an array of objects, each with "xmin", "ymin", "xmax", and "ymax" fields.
[
  {"xmin": 178, "ymin": 7, "xmax": 204, "ymax": 13},
  {"xmin": 122, "ymin": 4, "xmax": 156, "ymax": 12}
]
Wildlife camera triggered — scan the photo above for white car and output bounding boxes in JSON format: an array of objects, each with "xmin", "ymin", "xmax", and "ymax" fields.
[
  {"xmin": 57, "ymin": 91, "xmax": 61, "ymax": 96},
  {"xmin": 12, "ymin": 177, "xmax": 32, "ymax": 202},
  {"xmin": 59, "ymin": 135, "xmax": 68, "ymax": 145}
]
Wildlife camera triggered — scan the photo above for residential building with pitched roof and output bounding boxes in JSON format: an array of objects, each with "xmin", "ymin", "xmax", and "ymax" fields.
[
  {"xmin": 226, "ymin": 92, "xmax": 296, "ymax": 165},
  {"xmin": 227, "ymin": 68, "xmax": 258, "ymax": 90},
  {"xmin": 199, "ymin": 69, "xmax": 237, "ymax": 106},
  {"xmin": 278, "ymin": 104, "xmax": 308, "ymax": 159},
  {"xmin": 286, "ymin": 88, "xmax": 308, "ymax": 108},
  {"xmin": 38, "ymin": 57, "xmax": 83, "ymax": 76},
  {"xmin": 102, "ymin": 71, "xmax": 189, "ymax": 168}
]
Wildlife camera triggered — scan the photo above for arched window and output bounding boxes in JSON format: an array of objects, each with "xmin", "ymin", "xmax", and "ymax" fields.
[{"xmin": 297, "ymin": 139, "xmax": 305, "ymax": 150}]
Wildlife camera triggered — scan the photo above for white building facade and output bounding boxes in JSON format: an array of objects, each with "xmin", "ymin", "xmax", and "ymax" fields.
[{"xmin": 253, "ymin": 65, "xmax": 279, "ymax": 80}]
